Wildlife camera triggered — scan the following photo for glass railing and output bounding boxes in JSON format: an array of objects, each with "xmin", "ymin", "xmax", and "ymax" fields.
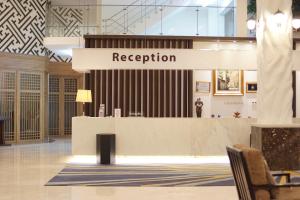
[{"xmin": 46, "ymin": 0, "xmax": 237, "ymax": 37}]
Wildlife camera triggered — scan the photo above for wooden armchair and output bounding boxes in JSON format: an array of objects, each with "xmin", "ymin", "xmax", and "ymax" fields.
[{"xmin": 226, "ymin": 146, "xmax": 300, "ymax": 200}]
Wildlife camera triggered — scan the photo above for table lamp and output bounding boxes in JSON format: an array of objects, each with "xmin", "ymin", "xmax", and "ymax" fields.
[{"xmin": 76, "ymin": 89, "xmax": 92, "ymax": 116}]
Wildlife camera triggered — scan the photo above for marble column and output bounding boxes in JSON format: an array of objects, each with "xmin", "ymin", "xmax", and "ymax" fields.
[{"xmin": 256, "ymin": 0, "xmax": 293, "ymax": 124}]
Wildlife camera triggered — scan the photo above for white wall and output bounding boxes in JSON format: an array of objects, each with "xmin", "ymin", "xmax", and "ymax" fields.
[{"xmin": 193, "ymin": 70, "xmax": 257, "ymax": 118}]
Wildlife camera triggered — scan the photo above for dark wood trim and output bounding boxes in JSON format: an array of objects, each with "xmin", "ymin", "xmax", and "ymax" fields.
[
  {"xmin": 188, "ymin": 70, "xmax": 193, "ymax": 117},
  {"xmin": 84, "ymin": 35, "xmax": 256, "ymax": 42},
  {"xmin": 90, "ymin": 70, "xmax": 96, "ymax": 116},
  {"xmin": 0, "ymin": 119, "xmax": 4, "ymax": 145},
  {"xmin": 84, "ymin": 34, "xmax": 300, "ymax": 44},
  {"xmin": 293, "ymin": 71, "xmax": 296, "ymax": 118},
  {"xmin": 120, "ymin": 70, "xmax": 124, "ymax": 116},
  {"xmin": 293, "ymin": 42, "xmax": 296, "ymax": 118},
  {"xmin": 149, "ymin": 70, "xmax": 153, "ymax": 117}
]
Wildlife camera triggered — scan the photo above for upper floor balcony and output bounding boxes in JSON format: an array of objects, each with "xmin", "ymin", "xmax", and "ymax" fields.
[{"xmin": 45, "ymin": 0, "xmax": 239, "ymax": 38}]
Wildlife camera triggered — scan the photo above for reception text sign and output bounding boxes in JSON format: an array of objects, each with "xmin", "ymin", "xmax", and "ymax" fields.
[{"xmin": 72, "ymin": 48, "xmax": 256, "ymax": 71}]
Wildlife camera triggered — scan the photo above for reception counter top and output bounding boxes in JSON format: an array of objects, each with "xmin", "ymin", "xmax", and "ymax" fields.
[{"xmin": 72, "ymin": 117, "xmax": 256, "ymax": 156}]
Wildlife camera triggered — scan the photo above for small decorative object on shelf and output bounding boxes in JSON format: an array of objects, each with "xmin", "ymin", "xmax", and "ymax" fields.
[
  {"xmin": 217, "ymin": 115, "xmax": 221, "ymax": 118},
  {"xmin": 114, "ymin": 108, "xmax": 121, "ymax": 117},
  {"xmin": 211, "ymin": 114, "xmax": 215, "ymax": 118},
  {"xmin": 99, "ymin": 104, "xmax": 105, "ymax": 117},
  {"xmin": 233, "ymin": 112, "xmax": 241, "ymax": 118},
  {"xmin": 195, "ymin": 98, "xmax": 204, "ymax": 118}
]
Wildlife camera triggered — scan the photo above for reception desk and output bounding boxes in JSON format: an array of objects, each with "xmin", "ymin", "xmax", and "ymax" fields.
[{"xmin": 72, "ymin": 117, "xmax": 255, "ymax": 156}]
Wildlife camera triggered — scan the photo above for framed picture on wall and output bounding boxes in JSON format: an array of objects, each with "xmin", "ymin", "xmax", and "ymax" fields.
[
  {"xmin": 195, "ymin": 81, "xmax": 210, "ymax": 93},
  {"xmin": 213, "ymin": 69, "xmax": 244, "ymax": 96},
  {"xmin": 246, "ymin": 82, "xmax": 257, "ymax": 93}
]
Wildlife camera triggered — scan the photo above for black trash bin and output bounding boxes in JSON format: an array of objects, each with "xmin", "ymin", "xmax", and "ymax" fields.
[{"xmin": 96, "ymin": 134, "xmax": 115, "ymax": 165}]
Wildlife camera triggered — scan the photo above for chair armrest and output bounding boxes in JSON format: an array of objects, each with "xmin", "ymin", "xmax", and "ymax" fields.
[
  {"xmin": 273, "ymin": 183, "xmax": 300, "ymax": 188},
  {"xmin": 272, "ymin": 172, "xmax": 291, "ymax": 183}
]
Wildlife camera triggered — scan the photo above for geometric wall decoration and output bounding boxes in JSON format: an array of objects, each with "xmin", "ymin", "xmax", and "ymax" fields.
[
  {"xmin": 0, "ymin": 0, "xmax": 46, "ymax": 56},
  {"xmin": 0, "ymin": 1, "xmax": 80, "ymax": 63},
  {"xmin": 48, "ymin": 75, "xmax": 78, "ymax": 136},
  {"xmin": 48, "ymin": 6, "xmax": 83, "ymax": 37},
  {"xmin": 47, "ymin": 50, "xmax": 72, "ymax": 63},
  {"xmin": 46, "ymin": 6, "xmax": 83, "ymax": 63},
  {"xmin": 0, "ymin": 71, "xmax": 16, "ymax": 143}
]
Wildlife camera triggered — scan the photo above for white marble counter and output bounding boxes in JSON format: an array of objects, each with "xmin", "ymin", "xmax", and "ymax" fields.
[
  {"xmin": 251, "ymin": 123, "xmax": 300, "ymax": 128},
  {"xmin": 72, "ymin": 117, "xmax": 256, "ymax": 156}
]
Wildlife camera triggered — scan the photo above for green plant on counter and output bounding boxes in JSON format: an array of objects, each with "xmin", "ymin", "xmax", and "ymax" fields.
[{"xmin": 247, "ymin": 0, "xmax": 256, "ymax": 15}]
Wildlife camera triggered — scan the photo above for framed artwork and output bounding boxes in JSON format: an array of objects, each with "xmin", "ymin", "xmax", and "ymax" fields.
[
  {"xmin": 195, "ymin": 81, "xmax": 210, "ymax": 93},
  {"xmin": 213, "ymin": 70, "xmax": 244, "ymax": 96},
  {"xmin": 246, "ymin": 82, "xmax": 257, "ymax": 93}
]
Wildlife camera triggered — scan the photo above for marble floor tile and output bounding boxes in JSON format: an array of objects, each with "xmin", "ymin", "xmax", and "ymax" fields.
[{"xmin": 0, "ymin": 139, "xmax": 238, "ymax": 200}]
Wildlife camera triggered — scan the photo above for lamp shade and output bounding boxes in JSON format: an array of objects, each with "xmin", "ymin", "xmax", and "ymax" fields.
[
  {"xmin": 292, "ymin": 19, "xmax": 300, "ymax": 30},
  {"xmin": 76, "ymin": 90, "xmax": 92, "ymax": 103},
  {"xmin": 247, "ymin": 19, "xmax": 256, "ymax": 30}
]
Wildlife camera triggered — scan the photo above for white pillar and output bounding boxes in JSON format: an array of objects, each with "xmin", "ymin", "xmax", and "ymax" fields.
[
  {"xmin": 256, "ymin": 0, "xmax": 293, "ymax": 124},
  {"xmin": 236, "ymin": 0, "xmax": 248, "ymax": 37}
]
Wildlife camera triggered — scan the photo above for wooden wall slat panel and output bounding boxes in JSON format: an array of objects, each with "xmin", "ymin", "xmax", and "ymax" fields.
[
  {"xmin": 160, "ymin": 70, "xmax": 164, "ymax": 117},
  {"xmin": 120, "ymin": 70, "xmax": 124, "ymax": 116},
  {"xmin": 137, "ymin": 70, "xmax": 142, "ymax": 113},
  {"xmin": 143, "ymin": 70, "xmax": 148, "ymax": 117},
  {"xmin": 188, "ymin": 70, "xmax": 193, "ymax": 117},
  {"xmin": 114, "ymin": 70, "xmax": 119, "ymax": 111},
  {"xmin": 177, "ymin": 70, "xmax": 182, "ymax": 117},
  {"xmin": 149, "ymin": 70, "xmax": 154, "ymax": 117},
  {"xmin": 154, "ymin": 70, "xmax": 159, "ymax": 117},
  {"xmin": 96, "ymin": 71, "xmax": 100, "ymax": 116},
  {"xmin": 171, "ymin": 70, "xmax": 176, "ymax": 117},
  {"xmin": 130, "ymin": 70, "xmax": 136, "ymax": 115},
  {"xmin": 107, "ymin": 70, "xmax": 112, "ymax": 116},
  {"xmin": 87, "ymin": 69, "xmax": 193, "ymax": 117},
  {"xmin": 125, "ymin": 70, "xmax": 130, "ymax": 117},
  {"xmin": 183, "ymin": 70, "xmax": 187, "ymax": 117},
  {"xmin": 84, "ymin": 37, "xmax": 193, "ymax": 117},
  {"xmin": 166, "ymin": 70, "xmax": 170, "ymax": 117},
  {"xmin": 90, "ymin": 70, "xmax": 96, "ymax": 116},
  {"xmin": 102, "ymin": 70, "xmax": 107, "ymax": 113},
  {"xmin": 84, "ymin": 73, "xmax": 90, "ymax": 116}
]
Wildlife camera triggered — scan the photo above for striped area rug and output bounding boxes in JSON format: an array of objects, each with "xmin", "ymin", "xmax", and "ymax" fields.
[
  {"xmin": 46, "ymin": 164, "xmax": 234, "ymax": 186},
  {"xmin": 46, "ymin": 164, "xmax": 300, "ymax": 187}
]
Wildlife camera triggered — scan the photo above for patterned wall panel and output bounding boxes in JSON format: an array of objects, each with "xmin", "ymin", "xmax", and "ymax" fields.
[
  {"xmin": 64, "ymin": 78, "xmax": 77, "ymax": 135},
  {"xmin": 47, "ymin": 50, "xmax": 72, "ymax": 63},
  {"xmin": 0, "ymin": 71, "xmax": 16, "ymax": 143},
  {"xmin": 47, "ymin": 6, "xmax": 83, "ymax": 62},
  {"xmin": 49, "ymin": 75, "xmax": 60, "ymax": 136},
  {"xmin": 48, "ymin": 6, "xmax": 83, "ymax": 37},
  {"xmin": 0, "ymin": 0, "xmax": 46, "ymax": 55},
  {"xmin": 86, "ymin": 69, "xmax": 193, "ymax": 118},
  {"xmin": 19, "ymin": 73, "xmax": 42, "ymax": 141}
]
